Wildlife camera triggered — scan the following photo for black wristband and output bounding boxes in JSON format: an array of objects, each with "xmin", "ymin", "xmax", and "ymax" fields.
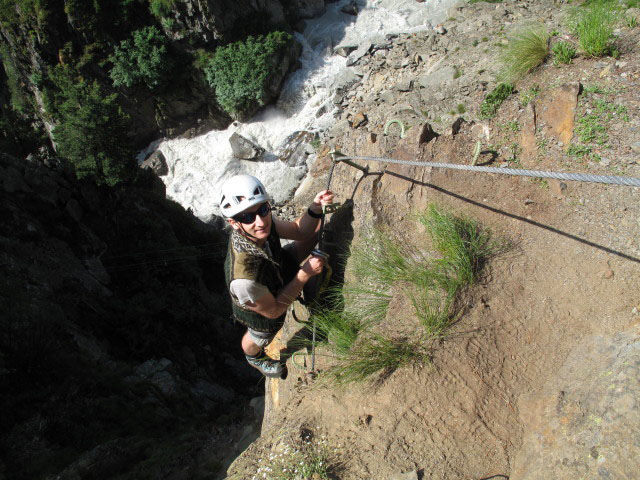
[{"xmin": 307, "ymin": 207, "xmax": 323, "ymax": 219}]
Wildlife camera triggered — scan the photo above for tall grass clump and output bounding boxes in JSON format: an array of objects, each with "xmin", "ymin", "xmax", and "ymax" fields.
[
  {"xmin": 350, "ymin": 229, "xmax": 432, "ymax": 287},
  {"xmin": 572, "ymin": 0, "xmax": 619, "ymax": 57},
  {"xmin": 500, "ymin": 26, "xmax": 550, "ymax": 82},
  {"xmin": 307, "ymin": 205, "xmax": 501, "ymax": 384},
  {"xmin": 420, "ymin": 204, "xmax": 496, "ymax": 290},
  {"xmin": 329, "ymin": 335, "xmax": 425, "ymax": 385}
]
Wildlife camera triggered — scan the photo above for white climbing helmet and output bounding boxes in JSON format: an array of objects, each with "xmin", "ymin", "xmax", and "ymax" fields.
[{"xmin": 218, "ymin": 174, "xmax": 269, "ymax": 218}]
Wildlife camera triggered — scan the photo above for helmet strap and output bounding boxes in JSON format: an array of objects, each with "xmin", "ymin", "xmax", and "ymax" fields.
[{"xmin": 238, "ymin": 224, "xmax": 261, "ymax": 243}]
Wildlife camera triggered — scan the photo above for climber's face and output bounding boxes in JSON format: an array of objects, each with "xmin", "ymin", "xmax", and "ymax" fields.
[{"xmin": 228, "ymin": 202, "xmax": 272, "ymax": 245}]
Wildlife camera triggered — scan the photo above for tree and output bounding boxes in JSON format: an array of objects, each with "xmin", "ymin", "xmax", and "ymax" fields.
[
  {"xmin": 204, "ymin": 31, "xmax": 293, "ymax": 117},
  {"xmin": 109, "ymin": 26, "xmax": 172, "ymax": 90},
  {"xmin": 51, "ymin": 65, "xmax": 134, "ymax": 185}
]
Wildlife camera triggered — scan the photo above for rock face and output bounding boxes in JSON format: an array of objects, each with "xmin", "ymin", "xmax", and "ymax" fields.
[
  {"xmin": 536, "ymin": 82, "xmax": 581, "ymax": 151},
  {"xmin": 0, "ymin": 0, "xmax": 322, "ymax": 149},
  {"xmin": 161, "ymin": 0, "xmax": 325, "ymax": 43},
  {"xmin": 277, "ymin": 131, "xmax": 315, "ymax": 167},
  {"xmin": 512, "ymin": 330, "xmax": 640, "ymax": 479},
  {"xmin": 0, "ymin": 153, "xmax": 262, "ymax": 479}
]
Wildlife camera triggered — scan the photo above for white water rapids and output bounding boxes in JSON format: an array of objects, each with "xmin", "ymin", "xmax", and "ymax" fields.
[{"xmin": 140, "ymin": 0, "xmax": 458, "ymax": 221}]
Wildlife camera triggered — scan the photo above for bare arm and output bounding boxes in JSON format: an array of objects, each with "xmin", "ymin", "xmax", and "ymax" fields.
[
  {"xmin": 274, "ymin": 190, "xmax": 334, "ymax": 241},
  {"xmin": 242, "ymin": 255, "xmax": 325, "ymax": 319}
]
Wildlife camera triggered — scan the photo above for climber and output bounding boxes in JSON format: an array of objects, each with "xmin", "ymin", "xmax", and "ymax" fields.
[{"xmin": 219, "ymin": 174, "xmax": 334, "ymax": 378}]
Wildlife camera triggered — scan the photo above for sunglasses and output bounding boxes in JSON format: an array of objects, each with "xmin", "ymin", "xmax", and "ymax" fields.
[{"xmin": 233, "ymin": 202, "xmax": 271, "ymax": 224}]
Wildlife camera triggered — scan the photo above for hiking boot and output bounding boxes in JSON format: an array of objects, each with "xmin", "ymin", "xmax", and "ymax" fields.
[{"xmin": 245, "ymin": 353, "xmax": 284, "ymax": 378}]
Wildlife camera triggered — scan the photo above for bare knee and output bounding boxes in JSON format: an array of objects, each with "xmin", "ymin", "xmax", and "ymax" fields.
[{"xmin": 241, "ymin": 331, "xmax": 261, "ymax": 356}]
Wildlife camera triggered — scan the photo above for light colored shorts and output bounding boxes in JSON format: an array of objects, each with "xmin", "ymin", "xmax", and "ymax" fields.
[{"xmin": 248, "ymin": 328, "xmax": 277, "ymax": 348}]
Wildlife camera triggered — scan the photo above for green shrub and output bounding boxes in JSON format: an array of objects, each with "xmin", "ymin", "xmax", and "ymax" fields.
[
  {"xmin": 149, "ymin": 0, "xmax": 176, "ymax": 18},
  {"xmin": 479, "ymin": 82, "xmax": 513, "ymax": 119},
  {"xmin": 500, "ymin": 26, "xmax": 550, "ymax": 82},
  {"xmin": 204, "ymin": 31, "xmax": 293, "ymax": 116},
  {"xmin": 0, "ymin": 0, "xmax": 49, "ymax": 29},
  {"xmin": 50, "ymin": 66, "xmax": 134, "ymax": 185},
  {"xmin": 110, "ymin": 26, "xmax": 171, "ymax": 90},
  {"xmin": 0, "ymin": 43, "xmax": 29, "ymax": 112},
  {"xmin": 552, "ymin": 41, "xmax": 577, "ymax": 64},
  {"xmin": 572, "ymin": 0, "xmax": 619, "ymax": 57}
]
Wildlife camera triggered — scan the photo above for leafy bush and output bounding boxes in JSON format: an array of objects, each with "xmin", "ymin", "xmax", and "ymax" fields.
[
  {"xmin": 149, "ymin": 0, "xmax": 176, "ymax": 18},
  {"xmin": 50, "ymin": 66, "xmax": 134, "ymax": 185},
  {"xmin": 204, "ymin": 31, "xmax": 293, "ymax": 116},
  {"xmin": 572, "ymin": 0, "xmax": 619, "ymax": 57},
  {"xmin": 479, "ymin": 82, "xmax": 513, "ymax": 119},
  {"xmin": 110, "ymin": 26, "xmax": 172, "ymax": 90},
  {"xmin": 552, "ymin": 41, "xmax": 577, "ymax": 64},
  {"xmin": 500, "ymin": 26, "xmax": 550, "ymax": 81},
  {"xmin": 0, "ymin": 0, "xmax": 49, "ymax": 29},
  {"xmin": 0, "ymin": 43, "xmax": 29, "ymax": 112}
]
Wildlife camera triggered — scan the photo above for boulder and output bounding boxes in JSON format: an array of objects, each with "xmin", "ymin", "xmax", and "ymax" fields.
[
  {"xmin": 346, "ymin": 42, "xmax": 373, "ymax": 66},
  {"xmin": 334, "ymin": 44, "xmax": 358, "ymax": 57},
  {"xmin": 229, "ymin": 133, "xmax": 265, "ymax": 160},
  {"xmin": 536, "ymin": 82, "xmax": 580, "ymax": 151},
  {"xmin": 330, "ymin": 69, "xmax": 360, "ymax": 93},
  {"xmin": 141, "ymin": 150, "xmax": 169, "ymax": 176},
  {"xmin": 351, "ymin": 112, "xmax": 368, "ymax": 128},
  {"xmin": 416, "ymin": 66, "xmax": 457, "ymax": 89},
  {"xmin": 278, "ymin": 131, "xmax": 315, "ymax": 167}
]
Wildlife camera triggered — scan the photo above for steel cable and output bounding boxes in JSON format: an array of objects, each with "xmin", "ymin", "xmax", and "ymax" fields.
[{"xmin": 334, "ymin": 154, "xmax": 640, "ymax": 187}]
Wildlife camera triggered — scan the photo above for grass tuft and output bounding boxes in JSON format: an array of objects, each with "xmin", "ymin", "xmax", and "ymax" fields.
[
  {"xmin": 479, "ymin": 83, "xmax": 514, "ymax": 119},
  {"xmin": 307, "ymin": 205, "xmax": 502, "ymax": 384},
  {"xmin": 552, "ymin": 41, "xmax": 577, "ymax": 64},
  {"xmin": 572, "ymin": 0, "xmax": 619, "ymax": 57},
  {"xmin": 500, "ymin": 26, "xmax": 550, "ymax": 82},
  {"xmin": 329, "ymin": 335, "xmax": 425, "ymax": 385},
  {"xmin": 419, "ymin": 204, "xmax": 497, "ymax": 292}
]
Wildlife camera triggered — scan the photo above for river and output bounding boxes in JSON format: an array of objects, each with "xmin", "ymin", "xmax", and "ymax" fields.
[{"xmin": 140, "ymin": 0, "xmax": 457, "ymax": 221}]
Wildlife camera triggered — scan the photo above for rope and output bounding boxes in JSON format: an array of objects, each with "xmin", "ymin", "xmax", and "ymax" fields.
[{"xmin": 333, "ymin": 154, "xmax": 640, "ymax": 187}]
